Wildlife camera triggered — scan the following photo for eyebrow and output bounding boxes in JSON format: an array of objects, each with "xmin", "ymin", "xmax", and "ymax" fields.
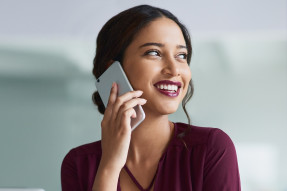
[
  {"xmin": 139, "ymin": 42, "xmax": 187, "ymax": 50},
  {"xmin": 139, "ymin": 42, "xmax": 163, "ymax": 48},
  {"xmin": 177, "ymin": 45, "xmax": 187, "ymax": 49}
]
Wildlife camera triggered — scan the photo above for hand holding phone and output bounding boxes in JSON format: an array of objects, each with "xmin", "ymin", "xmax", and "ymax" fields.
[{"xmin": 95, "ymin": 61, "xmax": 145, "ymax": 130}]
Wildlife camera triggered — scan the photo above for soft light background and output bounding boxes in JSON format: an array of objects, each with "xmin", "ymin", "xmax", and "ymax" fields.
[{"xmin": 0, "ymin": 0, "xmax": 286, "ymax": 190}]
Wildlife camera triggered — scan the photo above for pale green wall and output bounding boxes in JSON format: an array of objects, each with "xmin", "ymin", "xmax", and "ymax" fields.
[{"xmin": 0, "ymin": 38, "xmax": 286, "ymax": 190}]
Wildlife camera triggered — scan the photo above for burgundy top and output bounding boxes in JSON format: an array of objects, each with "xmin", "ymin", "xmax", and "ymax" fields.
[{"xmin": 61, "ymin": 123, "xmax": 241, "ymax": 191}]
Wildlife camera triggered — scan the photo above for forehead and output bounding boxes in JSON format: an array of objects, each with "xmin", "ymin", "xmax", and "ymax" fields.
[{"xmin": 131, "ymin": 17, "xmax": 186, "ymax": 46}]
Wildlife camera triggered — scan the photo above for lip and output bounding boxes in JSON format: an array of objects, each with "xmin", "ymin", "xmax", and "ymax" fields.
[
  {"xmin": 154, "ymin": 80, "xmax": 182, "ymax": 97},
  {"xmin": 154, "ymin": 80, "xmax": 182, "ymax": 87}
]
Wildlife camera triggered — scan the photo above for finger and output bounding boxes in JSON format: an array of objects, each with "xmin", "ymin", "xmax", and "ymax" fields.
[
  {"xmin": 107, "ymin": 82, "xmax": 118, "ymax": 106},
  {"xmin": 111, "ymin": 90, "xmax": 143, "ymax": 120},
  {"xmin": 119, "ymin": 108, "xmax": 137, "ymax": 128},
  {"xmin": 115, "ymin": 98, "xmax": 146, "ymax": 121},
  {"xmin": 103, "ymin": 82, "xmax": 117, "ymax": 120}
]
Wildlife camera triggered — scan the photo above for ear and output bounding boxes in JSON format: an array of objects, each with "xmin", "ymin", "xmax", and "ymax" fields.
[{"xmin": 105, "ymin": 60, "xmax": 114, "ymax": 70}]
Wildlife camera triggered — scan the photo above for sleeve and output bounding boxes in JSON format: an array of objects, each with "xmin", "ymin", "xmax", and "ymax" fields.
[
  {"xmin": 61, "ymin": 149, "xmax": 81, "ymax": 191},
  {"xmin": 203, "ymin": 129, "xmax": 241, "ymax": 191}
]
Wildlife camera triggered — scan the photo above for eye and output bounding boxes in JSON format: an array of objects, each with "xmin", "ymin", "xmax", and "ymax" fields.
[
  {"xmin": 144, "ymin": 50, "xmax": 161, "ymax": 57},
  {"xmin": 177, "ymin": 53, "xmax": 187, "ymax": 60}
]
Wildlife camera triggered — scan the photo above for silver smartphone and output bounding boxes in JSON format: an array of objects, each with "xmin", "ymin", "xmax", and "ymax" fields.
[{"xmin": 95, "ymin": 61, "xmax": 145, "ymax": 131}]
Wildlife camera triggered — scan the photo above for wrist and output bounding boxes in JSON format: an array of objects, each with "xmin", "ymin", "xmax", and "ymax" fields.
[
  {"xmin": 93, "ymin": 161, "xmax": 122, "ymax": 191},
  {"xmin": 98, "ymin": 158, "xmax": 123, "ymax": 174}
]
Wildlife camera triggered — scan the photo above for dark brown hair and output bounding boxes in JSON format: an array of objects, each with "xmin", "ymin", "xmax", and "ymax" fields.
[{"xmin": 92, "ymin": 5, "xmax": 194, "ymax": 125}]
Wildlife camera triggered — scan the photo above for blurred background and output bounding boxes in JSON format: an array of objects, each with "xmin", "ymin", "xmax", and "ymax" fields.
[{"xmin": 0, "ymin": 0, "xmax": 286, "ymax": 190}]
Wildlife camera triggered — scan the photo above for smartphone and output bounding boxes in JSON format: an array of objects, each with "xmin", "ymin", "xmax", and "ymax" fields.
[{"xmin": 95, "ymin": 61, "xmax": 145, "ymax": 131}]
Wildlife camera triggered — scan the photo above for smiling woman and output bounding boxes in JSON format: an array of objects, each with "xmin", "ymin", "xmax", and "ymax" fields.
[
  {"xmin": 122, "ymin": 17, "xmax": 191, "ymax": 116},
  {"xmin": 61, "ymin": 5, "xmax": 241, "ymax": 191}
]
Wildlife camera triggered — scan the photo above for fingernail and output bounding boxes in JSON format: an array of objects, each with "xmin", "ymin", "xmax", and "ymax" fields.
[{"xmin": 112, "ymin": 82, "xmax": 116, "ymax": 89}]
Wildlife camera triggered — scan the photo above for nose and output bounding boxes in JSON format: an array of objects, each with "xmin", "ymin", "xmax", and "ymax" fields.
[{"xmin": 162, "ymin": 57, "xmax": 180, "ymax": 77}]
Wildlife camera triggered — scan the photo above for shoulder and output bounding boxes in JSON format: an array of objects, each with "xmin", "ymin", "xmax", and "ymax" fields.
[
  {"xmin": 70, "ymin": 140, "xmax": 102, "ymax": 156},
  {"xmin": 174, "ymin": 122, "xmax": 235, "ymax": 150},
  {"xmin": 62, "ymin": 140, "xmax": 102, "ymax": 166},
  {"xmin": 174, "ymin": 123, "xmax": 240, "ymax": 189},
  {"xmin": 61, "ymin": 141, "xmax": 102, "ymax": 189}
]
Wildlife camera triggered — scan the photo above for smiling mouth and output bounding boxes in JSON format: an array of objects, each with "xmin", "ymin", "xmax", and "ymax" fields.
[
  {"xmin": 154, "ymin": 80, "xmax": 182, "ymax": 97},
  {"xmin": 156, "ymin": 84, "xmax": 179, "ymax": 92}
]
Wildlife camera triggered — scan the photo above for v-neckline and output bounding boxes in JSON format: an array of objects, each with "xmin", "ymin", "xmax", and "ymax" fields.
[
  {"xmin": 123, "ymin": 164, "xmax": 158, "ymax": 191},
  {"xmin": 117, "ymin": 123, "xmax": 178, "ymax": 191}
]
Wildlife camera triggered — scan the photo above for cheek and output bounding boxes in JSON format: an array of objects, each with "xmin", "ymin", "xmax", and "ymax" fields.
[
  {"xmin": 183, "ymin": 66, "xmax": 192, "ymax": 82},
  {"xmin": 124, "ymin": 66, "xmax": 147, "ymax": 88},
  {"xmin": 181, "ymin": 67, "xmax": 192, "ymax": 94}
]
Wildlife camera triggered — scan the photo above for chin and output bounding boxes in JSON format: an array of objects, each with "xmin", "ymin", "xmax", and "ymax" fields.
[
  {"xmin": 156, "ymin": 105, "xmax": 179, "ymax": 115},
  {"xmin": 143, "ymin": 100, "xmax": 181, "ymax": 116}
]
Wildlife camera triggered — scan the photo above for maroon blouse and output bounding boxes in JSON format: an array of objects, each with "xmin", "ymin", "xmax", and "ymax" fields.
[{"xmin": 61, "ymin": 123, "xmax": 241, "ymax": 191}]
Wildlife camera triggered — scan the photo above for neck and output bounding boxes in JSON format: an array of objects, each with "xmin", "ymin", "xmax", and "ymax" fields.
[{"xmin": 127, "ymin": 113, "xmax": 174, "ymax": 165}]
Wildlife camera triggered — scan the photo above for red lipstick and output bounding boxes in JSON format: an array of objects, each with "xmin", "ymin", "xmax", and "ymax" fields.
[{"xmin": 154, "ymin": 80, "xmax": 182, "ymax": 97}]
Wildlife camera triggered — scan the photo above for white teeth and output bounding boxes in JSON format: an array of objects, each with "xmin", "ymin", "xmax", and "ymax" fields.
[{"xmin": 156, "ymin": 84, "xmax": 178, "ymax": 92}]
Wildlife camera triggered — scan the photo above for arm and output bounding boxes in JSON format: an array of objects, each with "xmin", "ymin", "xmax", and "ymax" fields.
[
  {"xmin": 92, "ymin": 83, "xmax": 147, "ymax": 191},
  {"xmin": 203, "ymin": 129, "xmax": 241, "ymax": 191},
  {"xmin": 92, "ymin": 160, "xmax": 122, "ymax": 191}
]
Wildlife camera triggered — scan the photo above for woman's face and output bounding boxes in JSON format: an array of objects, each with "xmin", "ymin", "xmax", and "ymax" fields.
[{"xmin": 122, "ymin": 17, "xmax": 191, "ymax": 116}]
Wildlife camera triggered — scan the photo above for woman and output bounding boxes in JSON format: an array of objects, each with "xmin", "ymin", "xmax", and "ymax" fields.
[{"xmin": 61, "ymin": 5, "xmax": 241, "ymax": 191}]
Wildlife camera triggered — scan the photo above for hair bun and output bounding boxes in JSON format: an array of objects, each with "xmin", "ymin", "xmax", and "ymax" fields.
[{"xmin": 92, "ymin": 91, "xmax": 105, "ymax": 114}]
